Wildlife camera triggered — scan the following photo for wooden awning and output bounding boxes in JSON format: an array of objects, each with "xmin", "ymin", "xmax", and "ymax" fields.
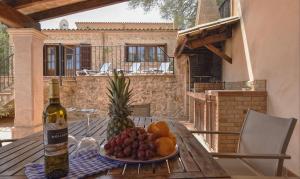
[
  {"xmin": 175, "ymin": 16, "xmax": 240, "ymax": 64},
  {"xmin": 0, "ymin": 0, "xmax": 127, "ymax": 29}
]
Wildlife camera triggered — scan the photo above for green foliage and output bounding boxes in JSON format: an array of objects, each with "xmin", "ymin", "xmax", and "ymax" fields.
[
  {"xmin": 0, "ymin": 100, "xmax": 14, "ymax": 119},
  {"xmin": 0, "ymin": 23, "xmax": 9, "ymax": 57},
  {"xmin": 106, "ymin": 70, "xmax": 135, "ymax": 140},
  {"xmin": 129, "ymin": 0, "xmax": 198, "ymax": 29},
  {"xmin": 107, "ymin": 70, "xmax": 133, "ymax": 120}
]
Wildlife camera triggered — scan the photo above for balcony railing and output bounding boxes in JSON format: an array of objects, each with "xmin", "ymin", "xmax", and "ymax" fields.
[
  {"xmin": 0, "ymin": 45, "xmax": 14, "ymax": 92},
  {"xmin": 43, "ymin": 44, "xmax": 175, "ymax": 77}
]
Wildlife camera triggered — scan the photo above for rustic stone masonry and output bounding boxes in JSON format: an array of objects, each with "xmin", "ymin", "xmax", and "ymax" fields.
[
  {"xmin": 224, "ymin": 80, "xmax": 266, "ymax": 91},
  {"xmin": 193, "ymin": 82, "xmax": 224, "ymax": 92},
  {"xmin": 44, "ymin": 75, "xmax": 185, "ymax": 120}
]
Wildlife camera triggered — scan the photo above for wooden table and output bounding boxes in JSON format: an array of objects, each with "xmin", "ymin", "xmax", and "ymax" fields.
[{"xmin": 0, "ymin": 117, "xmax": 229, "ymax": 178}]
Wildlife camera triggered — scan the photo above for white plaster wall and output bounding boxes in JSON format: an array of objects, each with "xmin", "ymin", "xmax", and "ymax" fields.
[{"xmin": 223, "ymin": 0, "xmax": 300, "ymax": 175}]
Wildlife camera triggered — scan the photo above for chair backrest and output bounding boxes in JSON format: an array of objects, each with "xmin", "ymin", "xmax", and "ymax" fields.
[
  {"xmin": 100, "ymin": 63, "xmax": 111, "ymax": 73},
  {"xmin": 238, "ymin": 110, "xmax": 297, "ymax": 176},
  {"xmin": 129, "ymin": 63, "xmax": 141, "ymax": 73},
  {"xmin": 158, "ymin": 62, "xmax": 170, "ymax": 72}
]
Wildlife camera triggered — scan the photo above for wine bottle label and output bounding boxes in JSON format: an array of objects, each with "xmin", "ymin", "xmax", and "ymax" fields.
[
  {"xmin": 47, "ymin": 128, "xmax": 68, "ymax": 144},
  {"xmin": 44, "ymin": 113, "xmax": 68, "ymax": 156}
]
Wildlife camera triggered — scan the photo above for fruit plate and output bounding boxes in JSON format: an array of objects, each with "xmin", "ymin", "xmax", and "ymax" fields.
[{"xmin": 99, "ymin": 144, "xmax": 179, "ymax": 164}]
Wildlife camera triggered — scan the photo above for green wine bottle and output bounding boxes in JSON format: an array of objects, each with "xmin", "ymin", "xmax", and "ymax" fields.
[{"xmin": 43, "ymin": 79, "xmax": 69, "ymax": 179}]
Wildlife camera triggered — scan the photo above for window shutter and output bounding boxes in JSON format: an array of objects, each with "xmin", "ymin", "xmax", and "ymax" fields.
[
  {"xmin": 80, "ymin": 45, "xmax": 91, "ymax": 70},
  {"xmin": 43, "ymin": 45, "xmax": 47, "ymax": 76},
  {"xmin": 124, "ymin": 45, "xmax": 128, "ymax": 62}
]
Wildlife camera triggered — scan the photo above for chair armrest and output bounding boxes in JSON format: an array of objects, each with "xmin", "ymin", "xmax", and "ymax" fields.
[
  {"xmin": 190, "ymin": 130, "xmax": 240, "ymax": 135},
  {"xmin": 210, "ymin": 152, "xmax": 291, "ymax": 159}
]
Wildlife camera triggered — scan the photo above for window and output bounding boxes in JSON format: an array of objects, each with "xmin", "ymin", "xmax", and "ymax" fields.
[
  {"xmin": 157, "ymin": 47, "xmax": 165, "ymax": 62},
  {"xmin": 75, "ymin": 47, "xmax": 81, "ymax": 70},
  {"xmin": 125, "ymin": 44, "xmax": 167, "ymax": 62},
  {"xmin": 65, "ymin": 47, "xmax": 74, "ymax": 70},
  {"xmin": 45, "ymin": 46, "xmax": 57, "ymax": 76},
  {"xmin": 43, "ymin": 44, "xmax": 91, "ymax": 76}
]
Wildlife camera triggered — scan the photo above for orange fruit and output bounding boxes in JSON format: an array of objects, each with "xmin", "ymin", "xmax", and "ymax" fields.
[
  {"xmin": 147, "ymin": 122, "xmax": 156, "ymax": 133},
  {"xmin": 155, "ymin": 137, "xmax": 175, "ymax": 156},
  {"xmin": 154, "ymin": 121, "xmax": 170, "ymax": 137},
  {"xmin": 168, "ymin": 132, "xmax": 177, "ymax": 145}
]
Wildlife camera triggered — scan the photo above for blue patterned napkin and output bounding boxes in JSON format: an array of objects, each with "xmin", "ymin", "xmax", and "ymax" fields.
[{"xmin": 25, "ymin": 150, "xmax": 124, "ymax": 179}]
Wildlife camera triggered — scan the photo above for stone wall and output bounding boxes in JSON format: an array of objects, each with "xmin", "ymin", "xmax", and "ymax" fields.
[
  {"xmin": 194, "ymin": 82, "xmax": 224, "ymax": 92},
  {"xmin": 224, "ymin": 80, "xmax": 266, "ymax": 91},
  {"xmin": 44, "ymin": 75, "xmax": 185, "ymax": 120}
]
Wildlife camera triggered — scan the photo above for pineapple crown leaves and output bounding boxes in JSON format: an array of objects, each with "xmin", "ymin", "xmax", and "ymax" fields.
[{"xmin": 107, "ymin": 70, "xmax": 133, "ymax": 119}]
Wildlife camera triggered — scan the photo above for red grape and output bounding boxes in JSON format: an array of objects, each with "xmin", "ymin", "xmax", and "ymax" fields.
[
  {"xmin": 104, "ymin": 143, "xmax": 111, "ymax": 150},
  {"xmin": 124, "ymin": 138, "xmax": 132, "ymax": 146},
  {"xmin": 139, "ymin": 144, "xmax": 148, "ymax": 151},
  {"xmin": 116, "ymin": 152, "xmax": 125, "ymax": 158},
  {"xmin": 106, "ymin": 149, "xmax": 114, "ymax": 155},
  {"xmin": 138, "ymin": 150, "xmax": 145, "ymax": 160},
  {"xmin": 114, "ymin": 146, "xmax": 122, "ymax": 152},
  {"xmin": 145, "ymin": 150, "xmax": 155, "ymax": 159},
  {"xmin": 110, "ymin": 139, "xmax": 117, "ymax": 148},
  {"xmin": 131, "ymin": 141, "xmax": 138, "ymax": 149},
  {"xmin": 116, "ymin": 137, "xmax": 123, "ymax": 145},
  {"xmin": 123, "ymin": 146, "xmax": 132, "ymax": 156}
]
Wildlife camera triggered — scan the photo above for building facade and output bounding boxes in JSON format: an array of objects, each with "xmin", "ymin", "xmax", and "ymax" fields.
[
  {"xmin": 41, "ymin": 22, "xmax": 186, "ymax": 120},
  {"xmin": 42, "ymin": 22, "xmax": 178, "ymax": 76}
]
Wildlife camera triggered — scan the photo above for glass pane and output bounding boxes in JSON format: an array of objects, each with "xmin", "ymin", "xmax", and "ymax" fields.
[
  {"xmin": 137, "ymin": 47, "xmax": 145, "ymax": 62},
  {"xmin": 66, "ymin": 55, "xmax": 73, "ymax": 69},
  {"xmin": 76, "ymin": 47, "xmax": 81, "ymax": 70},
  {"xmin": 65, "ymin": 47, "xmax": 74, "ymax": 70},
  {"xmin": 128, "ymin": 47, "xmax": 136, "ymax": 62},
  {"xmin": 157, "ymin": 47, "xmax": 165, "ymax": 62},
  {"xmin": 47, "ymin": 47, "xmax": 56, "ymax": 70},
  {"xmin": 149, "ymin": 47, "xmax": 155, "ymax": 62}
]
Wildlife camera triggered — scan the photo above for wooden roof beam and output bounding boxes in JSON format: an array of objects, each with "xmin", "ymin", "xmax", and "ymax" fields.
[
  {"xmin": 29, "ymin": 0, "xmax": 127, "ymax": 21},
  {"xmin": 188, "ymin": 31, "xmax": 231, "ymax": 49},
  {"xmin": 204, "ymin": 44, "xmax": 232, "ymax": 64},
  {"xmin": 2, "ymin": 0, "xmax": 54, "ymax": 9},
  {"xmin": 0, "ymin": 2, "xmax": 40, "ymax": 29}
]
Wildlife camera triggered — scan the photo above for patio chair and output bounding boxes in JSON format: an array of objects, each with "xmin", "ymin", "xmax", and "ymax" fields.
[
  {"xmin": 94, "ymin": 63, "xmax": 111, "ymax": 75},
  {"xmin": 158, "ymin": 62, "xmax": 170, "ymax": 73},
  {"xmin": 191, "ymin": 109, "xmax": 297, "ymax": 176},
  {"xmin": 128, "ymin": 63, "xmax": 141, "ymax": 73},
  {"xmin": 76, "ymin": 63, "xmax": 111, "ymax": 76}
]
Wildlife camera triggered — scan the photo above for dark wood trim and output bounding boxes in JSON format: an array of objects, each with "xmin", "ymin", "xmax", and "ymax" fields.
[
  {"xmin": 204, "ymin": 44, "xmax": 232, "ymax": 64},
  {"xmin": 28, "ymin": 0, "xmax": 127, "ymax": 21},
  {"xmin": 125, "ymin": 43, "xmax": 167, "ymax": 47},
  {"xmin": 174, "ymin": 37, "xmax": 188, "ymax": 57},
  {"xmin": 0, "ymin": 2, "xmax": 39, "ymax": 29},
  {"xmin": 2, "ymin": 0, "xmax": 56, "ymax": 9},
  {"xmin": 125, "ymin": 44, "xmax": 168, "ymax": 62},
  {"xmin": 188, "ymin": 32, "xmax": 231, "ymax": 49}
]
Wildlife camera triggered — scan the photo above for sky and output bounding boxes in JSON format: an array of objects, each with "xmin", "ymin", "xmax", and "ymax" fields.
[{"xmin": 40, "ymin": 2, "xmax": 171, "ymax": 29}]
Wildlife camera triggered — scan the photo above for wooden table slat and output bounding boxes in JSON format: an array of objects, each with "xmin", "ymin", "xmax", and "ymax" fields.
[
  {"xmin": 173, "ymin": 121, "xmax": 229, "ymax": 178},
  {"xmin": 168, "ymin": 121, "xmax": 201, "ymax": 173}
]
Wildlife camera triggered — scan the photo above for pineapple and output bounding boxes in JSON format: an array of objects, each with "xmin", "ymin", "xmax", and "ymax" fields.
[{"xmin": 106, "ymin": 70, "xmax": 135, "ymax": 140}]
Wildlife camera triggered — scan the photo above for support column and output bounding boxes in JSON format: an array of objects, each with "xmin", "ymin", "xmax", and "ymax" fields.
[{"xmin": 7, "ymin": 28, "xmax": 47, "ymax": 138}]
